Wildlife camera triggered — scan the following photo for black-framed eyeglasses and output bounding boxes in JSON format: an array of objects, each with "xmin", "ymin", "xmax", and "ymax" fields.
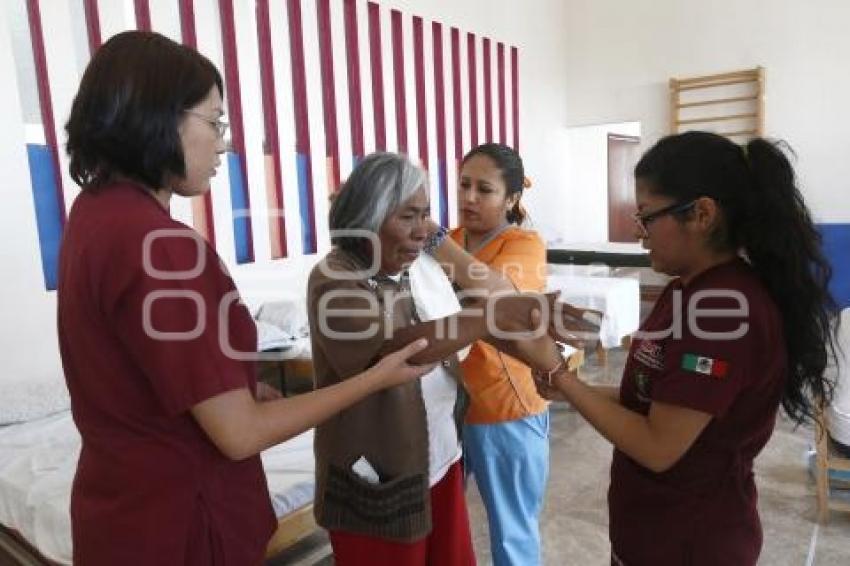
[
  {"xmin": 184, "ymin": 110, "xmax": 229, "ymax": 138},
  {"xmin": 632, "ymin": 200, "xmax": 697, "ymax": 234}
]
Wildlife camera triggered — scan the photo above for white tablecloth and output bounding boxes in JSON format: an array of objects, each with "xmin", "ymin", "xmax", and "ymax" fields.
[{"xmin": 546, "ymin": 274, "xmax": 640, "ymax": 349}]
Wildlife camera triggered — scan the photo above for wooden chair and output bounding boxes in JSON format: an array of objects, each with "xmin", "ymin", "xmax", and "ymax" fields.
[
  {"xmin": 814, "ymin": 407, "xmax": 850, "ymax": 523},
  {"xmin": 814, "ymin": 307, "xmax": 850, "ymax": 523}
]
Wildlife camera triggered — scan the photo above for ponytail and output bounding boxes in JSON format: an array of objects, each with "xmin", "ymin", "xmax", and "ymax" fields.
[
  {"xmin": 507, "ymin": 201, "xmax": 528, "ymax": 225},
  {"xmin": 741, "ymin": 138, "xmax": 838, "ymax": 424},
  {"xmin": 635, "ymin": 131, "xmax": 838, "ymax": 425}
]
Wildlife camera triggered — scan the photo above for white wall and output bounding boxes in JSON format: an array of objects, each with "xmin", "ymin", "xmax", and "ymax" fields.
[
  {"xmin": 559, "ymin": 0, "xmax": 850, "ymax": 222},
  {"xmin": 377, "ymin": 0, "xmax": 572, "ymax": 243},
  {"xmin": 0, "ymin": 0, "xmax": 571, "ymax": 385},
  {"xmin": 0, "ymin": 5, "xmax": 62, "ymax": 383},
  {"xmin": 540, "ymin": 121, "xmax": 640, "ymax": 245}
]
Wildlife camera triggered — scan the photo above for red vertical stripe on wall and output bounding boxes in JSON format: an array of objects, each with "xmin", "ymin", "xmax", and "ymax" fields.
[
  {"xmin": 466, "ymin": 32, "xmax": 478, "ymax": 150},
  {"xmin": 316, "ymin": 0, "xmax": 340, "ymax": 190},
  {"xmin": 367, "ymin": 2, "xmax": 386, "ymax": 151},
  {"xmin": 256, "ymin": 0, "xmax": 287, "ymax": 257},
  {"xmin": 412, "ymin": 16, "xmax": 428, "ymax": 170},
  {"xmin": 178, "ymin": 0, "xmax": 216, "ymax": 249},
  {"xmin": 451, "ymin": 28, "xmax": 462, "ymax": 161},
  {"xmin": 497, "ymin": 42, "xmax": 506, "ymax": 145},
  {"xmin": 511, "ymin": 46, "xmax": 519, "ymax": 151},
  {"xmin": 482, "ymin": 37, "xmax": 492, "ymax": 143},
  {"xmin": 433, "ymin": 21, "xmax": 448, "ymax": 226},
  {"xmin": 25, "ymin": 0, "xmax": 66, "ymax": 222},
  {"xmin": 343, "ymin": 0, "xmax": 364, "ymax": 159},
  {"xmin": 178, "ymin": 0, "xmax": 197, "ymax": 48},
  {"xmin": 134, "ymin": 0, "xmax": 151, "ymax": 31},
  {"xmin": 287, "ymin": 0, "xmax": 318, "ymax": 253},
  {"xmin": 218, "ymin": 0, "xmax": 254, "ymax": 262},
  {"xmin": 287, "ymin": 1, "xmax": 310, "ymax": 155},
  {"xmin": 433, "ymin": 23, "xmax": 446, "ymax": 162},
  {"xmin": 390, "ymin": 9, "xmax": 407, "ymax": 154},
  {"xmin": 82, "ymin": 0, "xmax": 101, "ymax": 55}
]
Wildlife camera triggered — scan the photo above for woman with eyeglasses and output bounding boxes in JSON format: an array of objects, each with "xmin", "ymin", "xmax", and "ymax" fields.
[
  {"xmin": 534, "ymin": 131, "xmax": 837, "ymax": 565},
  {"xmin": 58, "ymin": 31, "xmax": 437, "ymax": 565}
]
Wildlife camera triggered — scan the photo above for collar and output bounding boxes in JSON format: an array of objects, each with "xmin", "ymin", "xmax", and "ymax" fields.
[{"xmin": 463, "ymin": 221, "xmax": 513, "ymax": 254}]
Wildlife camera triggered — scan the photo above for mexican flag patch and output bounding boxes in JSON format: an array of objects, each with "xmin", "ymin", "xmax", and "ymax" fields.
[{"xmin": 681, "ymin": 354, "xmax": 729, "ymax": 378}]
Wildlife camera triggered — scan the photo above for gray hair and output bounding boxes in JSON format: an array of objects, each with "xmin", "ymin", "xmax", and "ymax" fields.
[{"xmin": 329, "ymin": 152, "xmax": 427, "ymax": 252}]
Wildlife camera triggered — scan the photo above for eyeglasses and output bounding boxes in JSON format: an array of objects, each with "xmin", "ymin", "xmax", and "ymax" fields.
[
  {"xmin": 632, "ymin": 199, "xmax": 697, "ymax": 235},
  {"xmin": 184, "ymin": 110, "xmax": 229, "ymax": 138}
]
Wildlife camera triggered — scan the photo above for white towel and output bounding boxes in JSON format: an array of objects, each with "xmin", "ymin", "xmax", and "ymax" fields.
[{"xmin": 408, "ymin": 254, "xmax": 470, "ymax": 360}]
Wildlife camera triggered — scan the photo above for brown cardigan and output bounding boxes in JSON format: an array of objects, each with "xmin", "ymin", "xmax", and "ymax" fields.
[{"xmin": 307, "ymin": 248, "xmax": 465, "ymax": 541}]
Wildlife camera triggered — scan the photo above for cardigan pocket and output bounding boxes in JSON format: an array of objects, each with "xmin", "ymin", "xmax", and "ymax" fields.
[{"xmin": 324, "ymin": 463, "xmax": 428, "ymax": 527}]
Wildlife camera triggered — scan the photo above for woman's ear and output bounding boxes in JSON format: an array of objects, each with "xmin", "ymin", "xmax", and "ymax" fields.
[{"xmin": 694, "ymin": 196, "xmax": 721, "ymax": 232}]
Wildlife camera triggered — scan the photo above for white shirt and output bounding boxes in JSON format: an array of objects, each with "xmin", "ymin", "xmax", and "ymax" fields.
[
  {"xmin": 407, "ymin": 255, "xmax": 465, "ymax": 485},
  {"xmin": 421, "ymin": 365, "xmax": 462, "ymax": 486}
]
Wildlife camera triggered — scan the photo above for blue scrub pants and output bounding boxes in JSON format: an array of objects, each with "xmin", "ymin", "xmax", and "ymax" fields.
[{"xmin": 463, "ymin": 410, "xmax": 550, "ymax": 566}]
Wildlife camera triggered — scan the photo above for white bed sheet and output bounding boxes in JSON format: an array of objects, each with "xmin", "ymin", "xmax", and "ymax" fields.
[
  {"xmin": 0, "ymin": 410, "xmax": 315, "ymax": 564},
  {"xmin": 261, "ymin": 429, "xmax": 316, "ymax": 518}
]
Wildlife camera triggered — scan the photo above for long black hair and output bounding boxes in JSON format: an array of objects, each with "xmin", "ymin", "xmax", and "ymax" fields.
[
  {"xmin": 635, "ymin": 131, "xmax": 838, "ymax": 425},
  {"xmin": 462, "ymin": 143, "xmax": 527, "ymax": 224}
]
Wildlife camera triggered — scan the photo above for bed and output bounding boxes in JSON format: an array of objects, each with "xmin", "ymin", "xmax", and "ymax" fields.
[
  {"xmin": 545, "ymin": 242, "xmax": 664, "ymax": 365},
  {"xmin": 547, "ymin": 242, "xmax": 670, "ymax": 303},
  {"xmin": 0, "ymin": 409, "xmax": 317, "ymax": 564}
]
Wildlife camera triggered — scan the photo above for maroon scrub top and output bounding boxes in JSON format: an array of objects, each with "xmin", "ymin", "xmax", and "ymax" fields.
[
  {"xmin": 57, "ymin": 183, "xmax": 276, "ymax": 565},
  {"xmin": 609, "ymin": 259, "xmax": 786, "ymax": 566}
]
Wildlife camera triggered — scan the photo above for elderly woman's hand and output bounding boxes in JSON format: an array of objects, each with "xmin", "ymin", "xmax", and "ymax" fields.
[
  {"xmin": 532, "ymin": 371, "xmax": 569, "ymax": 402},
  {"xmin": 255, "ymin": 382, "xmax": 283, "ymax": 402}
]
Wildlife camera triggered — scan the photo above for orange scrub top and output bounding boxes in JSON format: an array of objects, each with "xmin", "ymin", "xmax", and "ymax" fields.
[{"xmin": 449, "ymin": 226, "xmax": 548, "ymax": 424}]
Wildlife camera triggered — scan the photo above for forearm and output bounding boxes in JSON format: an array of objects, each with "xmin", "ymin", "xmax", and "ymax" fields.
[
  {"xmin": 484, "ymin": 334, "xmax": 563, "ymax": 371},
  {"xmin": 432, "ymin": 237, "xmax": 514, "ymax": 293},
  {"xmin": 380, "ymin": 308, "xmax": 488, "ymax": 364},
  {"xmin": 249, "ymin": 373, "xmax": 382, "ymax": 453},
  {"xmin": 193, "ymin": 372, "xmax": 382, "ymax": 461},
  {"xmin": 591, "ymin": 384, "xmax": 621, "ymax": 402},
  {"xmin": 553, "ymin": 373, "xmax": 675, "ymax": 472}
]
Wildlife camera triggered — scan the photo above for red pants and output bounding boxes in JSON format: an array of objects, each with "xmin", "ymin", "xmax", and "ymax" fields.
[{"xmin": 329, "ymin": 462, "xmax": 475, "ymax": 566}]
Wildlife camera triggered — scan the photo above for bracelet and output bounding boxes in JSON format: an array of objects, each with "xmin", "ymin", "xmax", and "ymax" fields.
[
  {"xmin": 541, "ymin": 359, "xmax": 566, "ymax": 386},
  {"xmin": 423, "ymin": 225, "xmax": 449, "ymax": 256}
]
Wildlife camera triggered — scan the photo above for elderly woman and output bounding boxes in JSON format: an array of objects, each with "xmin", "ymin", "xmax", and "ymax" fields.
[
  {"xmin": 308, "ymin": 152, "xmax": 571, "ymax": 565},
  {"xmin": 58, "ymin": 32, "xmax": 435, "ymax": 566}
]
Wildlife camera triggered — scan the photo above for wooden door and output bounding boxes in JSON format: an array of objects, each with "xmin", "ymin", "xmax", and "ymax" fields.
[{"xmin": 607, "ymin": 134, "xmax": 640, "ymax": 242}]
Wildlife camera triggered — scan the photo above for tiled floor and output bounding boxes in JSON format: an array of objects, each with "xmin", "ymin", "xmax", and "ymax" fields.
[{"xmin": 270, "ymin": 348, "xmax": 850, "ymax": 565}]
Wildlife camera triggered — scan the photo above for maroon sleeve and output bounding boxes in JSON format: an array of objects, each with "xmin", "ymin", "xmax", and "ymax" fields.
[
  {"xmin": 651, "ymin": 290, "xmax": 752, "ymax": 417},
  {"xmin": 106, "ymin": 228, "xmax": 254, "ymax": 415}
]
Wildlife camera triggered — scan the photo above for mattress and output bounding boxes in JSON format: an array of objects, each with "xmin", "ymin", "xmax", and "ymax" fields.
[{"xmin": 0, "ymin": 410, "xmax": 315, "ymax": 564}]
